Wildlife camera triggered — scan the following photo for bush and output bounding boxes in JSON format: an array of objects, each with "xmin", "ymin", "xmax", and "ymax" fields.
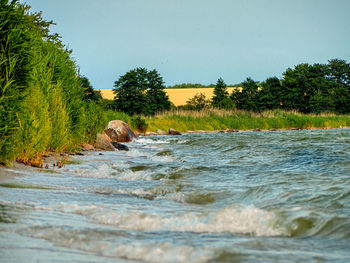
[{"xmin": 131, "ymin": 116, "xmax": 148, "ymax": 134}]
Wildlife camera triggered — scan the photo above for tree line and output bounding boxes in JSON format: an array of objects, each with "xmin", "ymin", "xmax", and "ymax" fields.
[
  {"xmin": 112, "ymin": 59, "xmax": 350, "ymax": 115},
  {"xmin": 184, "ymin": 59, "xmax": 350, "ymax": 114}
]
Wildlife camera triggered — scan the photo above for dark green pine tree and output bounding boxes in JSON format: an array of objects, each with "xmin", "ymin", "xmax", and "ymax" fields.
[
  {"xmin": 258, "ymin": 77, "xmax": 282, "ymax": 111},
  {"xmin": 212, "ymin": 78, "xmax": 235, "ymax": 109},
  {"xmin": 212, "ymin": 78, "xmax": 228, "ymax": 107},
  {"xmin": 234, "ymin": 77, "xmax": 259, "ymax": 111}
]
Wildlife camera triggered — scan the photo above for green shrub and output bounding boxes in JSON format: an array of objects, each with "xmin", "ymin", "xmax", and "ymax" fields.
[{"xmin": 131, "ymin": 116, "xmax": 148, "ymax": 133}]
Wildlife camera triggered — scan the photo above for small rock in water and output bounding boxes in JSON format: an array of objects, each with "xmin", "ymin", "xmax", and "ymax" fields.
[
  {"xmin": 112, "ymin": 142, "xmax": 129, "ymax": 151},
  {"xmin": 146, "ymin": 132, "xmax": 158, "ymax": 136},
  {"xmin": 225, "ymin": 129, "xmax": 239, "ymax": 133},
  {"xmin": 169, "ymin": 128, "xmax": 181, "ymax": 135}
]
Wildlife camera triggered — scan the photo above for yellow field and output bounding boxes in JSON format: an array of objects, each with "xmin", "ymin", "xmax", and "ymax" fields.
[{"xmin": 99, "ymin": 88, "xmax": 238, "ymax": 106}]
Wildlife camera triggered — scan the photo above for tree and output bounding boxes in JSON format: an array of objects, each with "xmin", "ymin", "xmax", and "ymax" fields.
[
  {"xmin": 232, "ymin": 77, "xmax": 259, "ymax": 111},
  {"xmin": 212, "ymin": 77, "xmax": 233, "ymax": 109},
  {"xmin": 79, "ymin": 76, "xmax": 102, "ymax": 102},
  {"xmin": 326, "ymin": 59, "xmax": 350, "ymax": 113},
  {"xmin": 113, "ymin": 68, "xmax": 170, "ymax": 115},
  {"xmin": 145, "ymin": 69, "xmax": 171, "ymax": 115},
  {"xmin": 186, "ymin": 93, "xmax": 211, "ymax": 110},
  {"xmin": 281, "ymin": 63, "xmax": 333, "ymax": 113},
  {"xmin": 258, "ymin": 77, "xmax": 282, "ymax": 111}
]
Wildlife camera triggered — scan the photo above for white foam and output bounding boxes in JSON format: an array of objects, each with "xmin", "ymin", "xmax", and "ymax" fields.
[
  {"xmin": 125, "ymin": 149, "xmax": 174, "ymax": 162},
  {"xmin": 63, "ymin": 161, "xmax": 155, "ymax": 181},
  {"xmin": 116, "ymin": 170, "xmax": 153, "ymax": 181},
  {"xmin": 135, "ymin": 138, "xmax": 170, "ymax": 144},
  {"xmin": 58, "ymin": 203, "xmax": 283, "ymax": 236},
  {"xmin": 18, "ymin": 225, "xmax": 211, "ymax": 263},
  {"xmin": 109, "ymin": 242, "xmax": 211, "ymax": 263}
]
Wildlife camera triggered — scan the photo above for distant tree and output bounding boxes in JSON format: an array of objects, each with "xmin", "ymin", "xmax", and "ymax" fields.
[
  {"xmin": 212, "ymin": 78, "xmax": 232, "ymax": 108},
  {"xmin": 326, "ymin": 59, "xmax": 350, "ymax": 113},
  {"xmin": 79, "ymin": 76, "xmax": 102, "ymax": 102},
  {"xmin": 258, "ymin": 77, "xmax": 282, "ymax": 110},
  {"xmin": 113, "ymin": 68, "xmax": 170, "ymax": 115},
  {"xmin": 145, "ymin": 69, "xmax": 171, "ymax": 115},
  {"xmin": 186, "ymin": 93, "xmax": 211, "ymax": 110},
  {"xmin": 232, "ymin": 77, "xmax": 259, "ymax": 111},
  {"xmin": 281, "ymin": 63, "xmax": 333, "ymax": 113},
  {"xmin": 167, "ymin": 83, "xmax": 215, "ymax": 89}
]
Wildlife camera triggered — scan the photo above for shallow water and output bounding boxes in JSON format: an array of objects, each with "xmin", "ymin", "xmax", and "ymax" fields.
[{"xmin": 1, "ymin": 129, "xmax": 350, "ymax": 262}]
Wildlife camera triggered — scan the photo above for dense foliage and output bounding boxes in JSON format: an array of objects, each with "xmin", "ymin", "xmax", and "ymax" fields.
[
  {"xmin": 232, "ymin": 60, "xmax": 350, "ymax": 114},
  {"xmin": 182, "ymin": 60, "xmax": 350, "ymax": 114},
  {"xmin": 185, "ymin": 93, "xmax": 211, "ymax": 110},
  {"xmin": 113, "ymin": 68, "xmax": 171, "ymax": 115},
  {"xmin": 211, "ymin": 78, "xmax": 234, "ymax": 109},
  {"xmin": 0, "ymin": 1, "xmax": 112, "ymax": 165}
]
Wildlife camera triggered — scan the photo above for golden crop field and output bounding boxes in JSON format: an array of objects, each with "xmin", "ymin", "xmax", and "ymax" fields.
[{"xmin": 99, "ymin": 88, "xmax": 238, "ymax": 106}]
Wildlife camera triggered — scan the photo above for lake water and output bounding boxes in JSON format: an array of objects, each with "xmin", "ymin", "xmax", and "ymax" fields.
[{"xmin": 1, "ymin": 129, "xmax": 350, "ymax": 262}]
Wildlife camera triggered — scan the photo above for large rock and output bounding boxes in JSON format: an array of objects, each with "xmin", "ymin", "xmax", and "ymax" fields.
[
  {"xmin": 157, "ymin": 129, "xmax": 168, "ymax": 135},
  {"xmin": 105, "ymin": 120, "xmax": 137, "ymax": 142},
  {"xmin": 169, "ymin": 128, "xmax": 181, "ymax": 135},
  {"xmin": 95, "ymin": 133, "xmax": 115, "ymax": 151}
]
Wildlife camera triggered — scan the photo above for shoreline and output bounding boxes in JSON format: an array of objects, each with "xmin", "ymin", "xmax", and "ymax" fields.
[
  {"xmin": 146, "ymin": 126, "xmax": 350, "ymax": 136},
  {"xmin": 1, "ymin": 126, "xmax": 349, "ymax": 173}
]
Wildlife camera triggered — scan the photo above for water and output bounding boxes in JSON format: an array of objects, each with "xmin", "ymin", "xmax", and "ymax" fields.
[{"xmin": 1, "ymin": 129, "xmax": 350, "ymax": 262}]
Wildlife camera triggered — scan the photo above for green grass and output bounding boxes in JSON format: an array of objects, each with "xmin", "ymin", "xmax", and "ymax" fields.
[{"xmin": 145, "ymin": 109, "xmax": 350, "ymax": 132}]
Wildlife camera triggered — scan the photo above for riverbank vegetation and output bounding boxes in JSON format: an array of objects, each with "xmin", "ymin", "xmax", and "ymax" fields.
[{"xmin": 145, "ymin": 109, "xmax": 350, "ymax": 132}]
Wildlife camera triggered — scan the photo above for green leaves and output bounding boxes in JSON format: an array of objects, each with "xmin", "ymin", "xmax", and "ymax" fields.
[
  {"xmin": 113, "ymin": 67, "xmax": 170, "ymax": 115},
  {"xmin": 212, "ymin": 77, "xmax": 232, "ymax": 109}
]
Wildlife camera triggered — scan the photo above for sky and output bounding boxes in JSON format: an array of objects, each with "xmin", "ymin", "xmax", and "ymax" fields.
[{"xmin": 22, "ymin": 0, "xmax": 350, "ymax": 89}]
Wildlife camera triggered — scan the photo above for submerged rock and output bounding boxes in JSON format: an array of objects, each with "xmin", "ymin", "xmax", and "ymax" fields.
[
  {"xmin": 169, "ymin": 128, "xmax": 181, "ymax": 135},
  {"xmin": 106, "ymin": 120, "xmax": 136, "ymax": 142},
  {"xmin": 111, "ymin": 142, "xmax": 129, "ymax": 151}
]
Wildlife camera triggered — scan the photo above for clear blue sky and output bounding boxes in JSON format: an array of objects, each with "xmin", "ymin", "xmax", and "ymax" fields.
[{"xmin": 22, "ymin": 0, "xmax": 350, "ymax": 88}]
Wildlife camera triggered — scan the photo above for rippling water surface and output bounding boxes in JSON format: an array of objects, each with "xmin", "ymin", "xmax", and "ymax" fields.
[{"xmin": 1, "ymin": 129, "xmax": 350, "ymax": 262}]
